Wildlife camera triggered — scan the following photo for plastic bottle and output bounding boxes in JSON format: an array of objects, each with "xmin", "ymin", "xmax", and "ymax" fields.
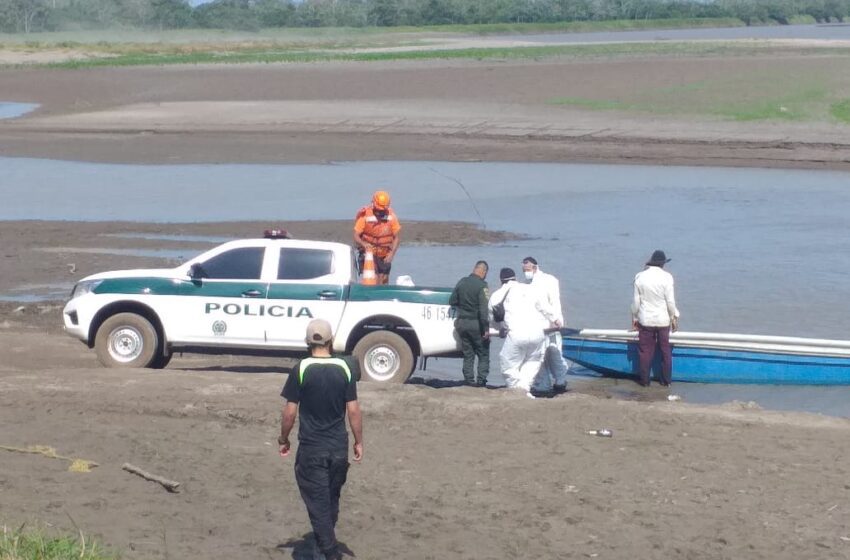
[{"xmin": 587, "ymin": 429, "xmax": 613, "ymax": 437}]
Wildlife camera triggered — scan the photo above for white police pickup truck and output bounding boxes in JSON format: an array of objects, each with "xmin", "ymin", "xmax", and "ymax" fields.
[{"xmin": 63, "ymin": 234, "xmax": 460, "ymax": 382}]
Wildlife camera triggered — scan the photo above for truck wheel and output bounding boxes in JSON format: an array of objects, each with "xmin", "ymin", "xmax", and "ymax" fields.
[
  {"xmin": 150, "ymin": 352, "xmax": 173, "ymax": 369},
  {"xmin": 353, "ymin": 331, "xmax": 414, "ymax": 383},
  {"xmin": 95, "ymin": 313, "xmax": 158, "ymax": 369}
]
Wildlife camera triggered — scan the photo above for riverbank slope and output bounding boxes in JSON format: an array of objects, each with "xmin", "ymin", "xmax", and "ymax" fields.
[
  {"xmin": 2, "ymin": 55, "xmax": 849, "ymax": 169},
  {"xmin": 1, "ymin": 329, "xmax": 848, "ymax": 560}
]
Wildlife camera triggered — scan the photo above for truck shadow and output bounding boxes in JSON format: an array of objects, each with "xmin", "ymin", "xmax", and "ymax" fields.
[{"xmin": 174, "ymin": 365, "xmax": 288, "ymax": 375}]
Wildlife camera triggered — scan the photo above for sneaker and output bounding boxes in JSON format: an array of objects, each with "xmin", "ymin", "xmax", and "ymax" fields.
[
  {"xmin": 553, "ymin": 384, "xmax": 567, "ymax": 394},
  {"xmin": 463, "ymin": 380, "xmax": 477, "ymax": 387},
  {"xmin": 525, "ymin": 391, "xmax": 537, "ymax": 399},
  {"xmin": 530, "ymin": 389, "xmax": 555, "ymax": 399}
]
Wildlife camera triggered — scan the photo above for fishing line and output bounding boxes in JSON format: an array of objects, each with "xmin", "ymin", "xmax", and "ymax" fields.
[{"xmin": 427, "ymin": 166, "xmax": 486, "ymax": 228}]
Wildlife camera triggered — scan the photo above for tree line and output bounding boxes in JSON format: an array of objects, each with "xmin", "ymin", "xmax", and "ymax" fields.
[{"xmin": 2, "ymin": 0, "xmax": 849, "ymax": 34}]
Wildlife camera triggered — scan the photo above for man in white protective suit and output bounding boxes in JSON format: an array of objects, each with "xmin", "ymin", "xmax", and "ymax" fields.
[
  {"xmin": 489, "ymin": 267, "xmax": 558, "ymax": 398},
  {"xmin": 522, "ymin": 256, "xmax": 569, "ymax": 395}
]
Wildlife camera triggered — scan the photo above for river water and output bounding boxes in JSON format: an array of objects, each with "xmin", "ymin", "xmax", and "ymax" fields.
[
  {"xmin": 3, "ymin": 157, "xmax": 850, "ymax": 415},
  {"xmin": 0, "ymin": 102, "xmax": 38, "ymax": 120}
]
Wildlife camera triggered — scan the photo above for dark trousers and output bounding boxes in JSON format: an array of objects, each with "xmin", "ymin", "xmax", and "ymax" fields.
[
  {"xmin": 356, "ymin": 250, "xmax": 392, "ymax": 275},
  {"xmin": 295, "ymin": 450, "xmax": 350, "ymax": 558},
  {"xmin": 637, "ymin": 324, "xmax": 672, "ymax": 386},
  {"xmin": 456, "ymin": 319, "xmax": 490, "ymax": 384}
]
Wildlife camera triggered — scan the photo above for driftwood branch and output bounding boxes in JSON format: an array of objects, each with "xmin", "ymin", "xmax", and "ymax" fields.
[{"xmin": 122, "ymin": 462, "xmax": 181, "ymax": 493}]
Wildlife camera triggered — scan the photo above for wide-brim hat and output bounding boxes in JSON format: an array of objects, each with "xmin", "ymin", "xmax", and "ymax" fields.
[{"xmin": 646, "ymin": 250, "xmax": 671, "ymax": 266}]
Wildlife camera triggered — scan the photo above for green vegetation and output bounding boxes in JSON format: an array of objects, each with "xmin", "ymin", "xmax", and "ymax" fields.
[
  {"xmin": 37, "ymin": 41, "xmax": 850, "ymax": 70},
  {"xmin": 0, "ymin": 18, "xmax": 746, "ymax": 50},
  {"xmin": 549, "ymin": 67, "xmax": 850, "ymax": 124},
  {"xmin": 787, "ymin": 14, "xmax": 818, "ymax": 24},
  {"xmin": 389, "ymin": 17, "xmax": 746, "ymax": 35},
  {"xmin": 832, "ymin": 99, "xmax": 850, "ymax": 123},
  {"xmin": 715, "ymin": 87, "xmax": 827, "ymax": 121},
  {"xmin": 549, "ymin": 97, "xmax": 632, "ymax": 111},
  {"xmin": 1, "ymin": 0, "xmax": 848, "ymax": 34},
  {"xmin": 0, "ymin": 525, "xmax": 115, "ymax": 560},
  {"xmin": 0, "ymin": 27, "xmax": 404, "ymax": 46}
]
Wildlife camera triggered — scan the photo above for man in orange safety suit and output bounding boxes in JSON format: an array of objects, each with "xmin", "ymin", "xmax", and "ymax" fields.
[{"xmin": 353, "ymin": 190, "xmax": 401, "ymax": 285}]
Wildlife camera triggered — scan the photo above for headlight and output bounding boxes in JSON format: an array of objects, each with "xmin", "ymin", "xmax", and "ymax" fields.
[{"xmin": 70, "ymin": 280, "xmax": 103, "ymax": 299}]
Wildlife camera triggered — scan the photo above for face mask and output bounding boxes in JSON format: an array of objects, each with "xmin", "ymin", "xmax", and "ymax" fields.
[{"xmin": 524, "ymin": 270, "xmax": 534, "ymax": 280}]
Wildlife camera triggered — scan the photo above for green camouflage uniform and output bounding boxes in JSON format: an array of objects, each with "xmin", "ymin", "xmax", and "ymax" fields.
[{"xmin": 449, "ymin": 274, "xmax": 491, "ymax": 385}]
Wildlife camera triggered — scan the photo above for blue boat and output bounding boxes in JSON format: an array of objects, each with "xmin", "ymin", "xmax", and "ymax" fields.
[{"xmin": 562, "ymin": 329, "xmax": 850, "ymax": 385}]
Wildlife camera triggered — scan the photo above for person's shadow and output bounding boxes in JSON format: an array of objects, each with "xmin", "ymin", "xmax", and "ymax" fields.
[
  {"xmin": 407, "ymin": 376, "xmax": 467, "ymax": 389},
  {"xmin": 276, "ymin": 533, "xmax": 355, "ymax": 559}
]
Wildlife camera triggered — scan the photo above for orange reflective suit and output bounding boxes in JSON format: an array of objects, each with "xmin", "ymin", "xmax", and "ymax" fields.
[{"xmin": 354, "ymin": 207, "xmax": 401, "ymax": 258}]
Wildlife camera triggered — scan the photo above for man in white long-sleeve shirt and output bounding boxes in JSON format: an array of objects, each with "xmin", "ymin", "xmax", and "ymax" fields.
[
  {"xmin": 630, "ymin": 250, "xmax": 680, "ymax": 387},
  {"xmin": 489, "ymin": 267, "xmax": 558, "ymax": 397}
]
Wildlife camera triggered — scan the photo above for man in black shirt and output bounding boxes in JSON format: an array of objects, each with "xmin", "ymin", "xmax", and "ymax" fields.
[{"xmin": 280, "ymin": 319, "xmax": 363, "ymax": 560}]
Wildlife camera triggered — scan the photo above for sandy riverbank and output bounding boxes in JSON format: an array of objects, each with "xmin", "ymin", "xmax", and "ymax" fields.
[
  {"xmin": 1, "ymin": 57, "xmax": 849, "ymax": 169},
  {"xmin": 1, "ymin": 329, "xmax": 849, "ymax": 560}
]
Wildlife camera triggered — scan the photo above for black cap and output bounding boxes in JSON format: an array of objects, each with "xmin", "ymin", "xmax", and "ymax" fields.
[
  {"xmin": 522, "ymin": 256, "xmax": 538, "ymax": 265},
  {"xmin": 499, "ymin": 267, "xmax": 516, "ymax": 282},
  {"xmin": 647, "ymin": 250, "xmax": 671, "ymax": 266}
]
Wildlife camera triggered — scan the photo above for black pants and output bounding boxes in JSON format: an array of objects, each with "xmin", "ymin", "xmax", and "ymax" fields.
[
  {"xmin": 356, "ymin": 250, "xmax": 392, "ymax": 275},
  {"xmin": 295, "ymin": 450, "xmax": 350, "ymax": 558}
]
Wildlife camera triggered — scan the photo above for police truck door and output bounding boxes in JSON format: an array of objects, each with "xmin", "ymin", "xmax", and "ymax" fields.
[
  {"xmin": 265, "ymin": 246, "xmax": 346, "ymax": 348},
  {"xmin": 170, "ymin": 245, "xmax": 269, "ymax": 346}
]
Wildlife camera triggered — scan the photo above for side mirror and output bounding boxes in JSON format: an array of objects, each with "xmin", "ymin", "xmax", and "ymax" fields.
[{"xmin": 189, "ymin": 263, "xmax": 206, "ymax": 280}]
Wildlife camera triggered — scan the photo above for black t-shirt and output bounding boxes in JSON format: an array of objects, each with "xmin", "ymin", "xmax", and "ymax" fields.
[{"xmin": 281, "ymin": 356, "xmax": 358, "ymax": 454}]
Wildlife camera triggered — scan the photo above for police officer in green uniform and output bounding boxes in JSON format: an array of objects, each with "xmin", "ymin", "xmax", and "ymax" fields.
[{"xmin": 449, "ymin": 260, "xmax": 491, "ymax": 386}]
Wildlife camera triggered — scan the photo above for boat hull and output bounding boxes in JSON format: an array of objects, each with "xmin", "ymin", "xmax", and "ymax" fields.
[{"xmin": 562, "ymin": 335, "xmax": 850, "ymax": 385}]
